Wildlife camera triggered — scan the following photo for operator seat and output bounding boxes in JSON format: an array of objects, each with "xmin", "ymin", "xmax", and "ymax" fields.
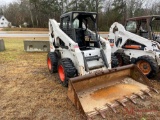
[{"xmin": 75, "ymin": 29, "xmax": 86, "ymax": 48}]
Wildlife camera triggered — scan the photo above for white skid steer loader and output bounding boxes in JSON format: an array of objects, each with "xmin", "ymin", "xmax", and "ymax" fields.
[
  {"xmin": 47, "ymin": 12, "xmax": 158, "ymax": 119},
  {"xmin": 48, "ymin": 11, "xmax": 118, "ymax": 86},
  {"xmin": 108, "ymin": 22, "xmax": 160, "ymax": 78}
]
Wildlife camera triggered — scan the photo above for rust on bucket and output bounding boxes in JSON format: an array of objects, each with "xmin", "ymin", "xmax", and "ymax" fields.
[{"xmin": 67, "ymin": 64, "xmax": 158, "ymax": 119}]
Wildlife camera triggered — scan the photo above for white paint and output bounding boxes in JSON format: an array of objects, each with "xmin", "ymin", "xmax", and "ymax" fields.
[
  {"xmin": 0, "ymin": 15, "xmax": 10, "ymax": 28},
  {"xmin": 49, "ymin": 18, "xmax": 111, "ymax": 76}
]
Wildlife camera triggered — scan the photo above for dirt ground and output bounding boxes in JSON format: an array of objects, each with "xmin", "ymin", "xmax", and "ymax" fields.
[{"xmin": 0, "ymin": 38, "xmax": 160, "ymax": 120}]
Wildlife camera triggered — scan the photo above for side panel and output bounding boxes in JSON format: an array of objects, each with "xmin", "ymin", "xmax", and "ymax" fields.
[{"xmin": 124, "ymin": 49, "xmax": 155, "ymax": 58}]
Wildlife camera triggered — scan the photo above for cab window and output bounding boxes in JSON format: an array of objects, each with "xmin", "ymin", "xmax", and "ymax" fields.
[
  {"xmin": 73, "ymin": 19, "xmax": 79, "ymax": 29},
  {"xmin": 126, "ymin": 21, "xmax": 137, "ymax": 32},
  {"xmin": 61, "ymin": 17, "xmax": 70, "ymax": 29}
]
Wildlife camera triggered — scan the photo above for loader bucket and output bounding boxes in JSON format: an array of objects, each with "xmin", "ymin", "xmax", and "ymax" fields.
[{"xmin": 68, "ymin": 64, "xmax": 158, "ymax": 119}]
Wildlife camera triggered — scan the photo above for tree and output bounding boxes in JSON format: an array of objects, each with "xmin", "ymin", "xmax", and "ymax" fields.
[{"xmin": 1, "ymin": 0, "xmax": 159, "ymax": 30}]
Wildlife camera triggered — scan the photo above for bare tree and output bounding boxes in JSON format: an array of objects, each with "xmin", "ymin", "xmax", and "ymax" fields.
[{"xmin": 1, "ymin": 0, "xmax": 159, "ymax": 30}]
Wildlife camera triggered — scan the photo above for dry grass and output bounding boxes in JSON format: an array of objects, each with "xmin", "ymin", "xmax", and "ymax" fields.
[
  {"xmin": 0, "ymin": 38, "xmax": 82, "ymax": 120},
  {"xmin": 0, "ymin": 38, "xmax": 160, "ymax": 120},
  {"xmin": 2, "ymin": 28, "xmax": 48, "ymax": 31}
]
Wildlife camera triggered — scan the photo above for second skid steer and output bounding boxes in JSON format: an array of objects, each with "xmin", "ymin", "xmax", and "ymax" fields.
[
  {"xmin": 47, "ymin": 11, "xmax": 158, "ymax": 119},
  {"xmin": 108, "ymin": 22, "xmax": 160, "ymax": 78},
  {"xmin": 125, "ymin": 15, "xmax": 160, "ymax": 43}
]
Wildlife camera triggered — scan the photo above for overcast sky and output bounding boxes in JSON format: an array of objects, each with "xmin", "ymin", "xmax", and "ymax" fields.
[
  {"xmin": 0, "ymin": 0, "xmax": 159, "ymax": 7},
  {"xmin": 0, "ymin": 0, "xmax": 18, "ymax": 6}
]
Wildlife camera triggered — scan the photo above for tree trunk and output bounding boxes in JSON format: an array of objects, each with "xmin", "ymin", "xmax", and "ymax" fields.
[{"xmin": 29, "ymin": 2, "xmax": 34, "ymax": 27}]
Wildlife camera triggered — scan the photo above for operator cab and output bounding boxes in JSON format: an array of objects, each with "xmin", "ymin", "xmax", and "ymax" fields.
[
  {"xmin": 60, "ymin": 11, "xmax": 100, "ymax": 50},
  {"xmin": 125, "ymin": 15, "xmax": 160, "ymax": 42}
]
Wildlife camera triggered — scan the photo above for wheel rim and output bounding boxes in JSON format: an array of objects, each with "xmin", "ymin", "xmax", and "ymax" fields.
[
  {"xmin": 58, "ymin": 65, "xmax": 65, "ymax": 81},
  {"xmin": 136, "ymin": 60, "xmax": 151, "ymax": 75},
  {"xmin": 47, "ymin": 58, "xmax": 52, "ymax": 70}
]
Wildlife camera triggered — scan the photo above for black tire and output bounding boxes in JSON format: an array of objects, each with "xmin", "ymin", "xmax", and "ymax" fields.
[
  {"xmin": 111, "ymin": 53, "xmax": 119, "ymax": 68},
  {"xmin": 123, "ymin": 54, "xmax": 130, "ymax": 65},
  {"xmin": 115, "ymin": 53, "xmax": 123, "ymax": 66},
  {"xmin": 115, "ymin": 52, "xmax": 130, "ymax": 66},
  {"xmin": 58, "ymin": 58, "xmax": 77, "ymax": 87},
  {"xmin": 135, "ymin": 55, "xmax": 159, "ymax": 78},
  {"xmin": 47, "ymin": 52, "xmax": 58, "ymax": 73}
]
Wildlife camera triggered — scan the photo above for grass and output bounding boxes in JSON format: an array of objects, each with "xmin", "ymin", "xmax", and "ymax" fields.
[
  {"xmin": 0, "ymin": 38, "xmax": 72, "ymax": 119},
  {"xmin": 0, "ymin": 38, "xmax": 24, "ymax": 63},
  {"xmin": 0, "ymin": 37, "xmax": 160, "ymax": 120},
  {"xmin": 2, "ymin": 28, "xmax": 48, "ymax": 31},
  {"xmin": 0, "ymin": 37, "xmax": 83, "ymax": 120},
  {"xmin": 0, "ymin": 38, "xmax": 48, "ymax": 63}
]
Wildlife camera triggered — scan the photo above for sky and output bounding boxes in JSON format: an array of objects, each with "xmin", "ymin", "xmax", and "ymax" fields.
[
  {"xmin": 0, "ymin": 0, "xmax": 18, "ymax": 6},
  {"xmin": 0, "ymin": 0, "xmax": 159, "ymax": 7}
]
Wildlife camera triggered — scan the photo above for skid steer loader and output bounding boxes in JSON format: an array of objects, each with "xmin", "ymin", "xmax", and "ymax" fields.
[
  {"xmin": 47, "ymin": 11, "xmax": 158, "ymax": 119},
  {"xmin": 108, "ymin": 22, "xmax": 160, "ymax": 78},
  {"xmin": 125, "ymin": 15, "xmax": 160, "ymax": 43},
  {"xmin": 48, "ymin": 11, "xmax": 118, "ymax": 86}
]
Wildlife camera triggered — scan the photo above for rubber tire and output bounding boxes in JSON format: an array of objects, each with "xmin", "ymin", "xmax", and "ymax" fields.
[
  {"xmin": 122, "ymin": 54, "xmax": 130, "ymax": 65},
  {"xmin": 47, "ymin": 52, "xmax": 58, "ymax": 73},
  {"xmin": 135, "ymin": 55, "xmax": 159, "ymax": 78},
  {"xmin": 58, "ymin": 58, "xmax": 77, "ymax": 87},
  {"xmin": 115, "ymin": 52, "xmax": 130, "ymax": 66},
  {"xmin": 115, "ymin": 53, "xmax": 123, "ymax": 66},
  {"xmin": 111, "ymin": 53, "xmax": 119, "ymax": 68}
]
